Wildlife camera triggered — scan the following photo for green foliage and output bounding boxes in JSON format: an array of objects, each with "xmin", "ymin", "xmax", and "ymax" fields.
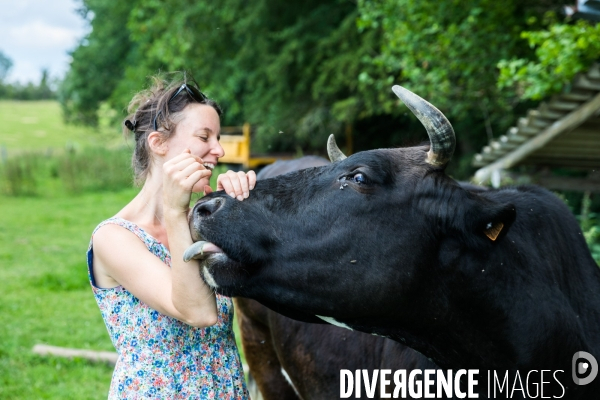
[
  {"xmin": 57, "ymin": 146, "xmax": 133, "ymax": 194},
  {"xmin": 60, "ymin": 0, "xmax": 569, "ymax": 162},
  {"xmin": 59, "ymin": 0, "xmax": 136, "ymax": 125},
  {"xmin": 0, "ymin": 69, "xmax": 56, "ymax": 100},
  {"xmin": 60, "ymin": 0, "xmax": 389, "ymax": 152},
  {"xmin": 356, "ymin": 0, "xmax": 562, "ymax": 152},
  {"xmin": 583, "ymin": 220, "xmax": 600, "ymax": 265},
  {"xmin": 498, "ymin": 19, "xmax": 600, "ymax": 100},
  {"xmin": 0, "ymin": 52, "xmax": 54, "ymax": 100},
  {"xmin": 0, "ymin": 152, "xmax": 41, "ymax": 196},
  {"xmin": 579, "ymin": 192, "xmax": 600, "ymax": 265}
]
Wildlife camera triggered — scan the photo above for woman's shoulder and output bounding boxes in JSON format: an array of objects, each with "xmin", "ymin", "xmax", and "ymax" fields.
[
  {"xmin": 92, "ymin": 219, "xmax": 145, "ymax": 251},
  {"xmin": 92, "ymin": 217, "xmax": 154, "ymax": 248},
  {"xmin": 91, "ymin": 216, "xmax": 170, "ymax": 265}
]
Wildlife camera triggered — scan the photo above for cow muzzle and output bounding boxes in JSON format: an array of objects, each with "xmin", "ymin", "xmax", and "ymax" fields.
[
  {"xmin": 193, "ymin": 197, "xmax": 225, "ymax": 219},
  {"xmin": 188, "ymin": 197, "xmax": 226, "ymax": 240},
  {"xmin": 184, "ymin": 196, "xmax": 227, "ymax": 262}
]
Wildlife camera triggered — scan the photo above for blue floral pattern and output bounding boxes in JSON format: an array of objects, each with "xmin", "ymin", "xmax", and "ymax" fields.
[{"xmin": 87, "ymin": 217, "xmax": 248, "ymax": 399}]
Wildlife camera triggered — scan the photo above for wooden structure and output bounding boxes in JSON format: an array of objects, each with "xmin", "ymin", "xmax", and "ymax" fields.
[
  {"xmin": 219, "ymin": 123, "xmax": 286, "ymax": 169},
  {"xmin": 473, "ymin": 63, "xmax": 600, "ymax": 192},
  {"xmin": 32, "ymin": 344, "xmax": 118, "ymax": 366},
  {"xmin": 32, "ymin": 344, "xmax": 251, "ymax": 376}
]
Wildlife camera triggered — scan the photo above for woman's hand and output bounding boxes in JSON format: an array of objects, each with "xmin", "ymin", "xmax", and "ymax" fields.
[
  {"xmin": 216, "ymin": 170, "xmax": 257, "ymax": 201},
  {"xmin": 163, "ymin": 149, "xmax": 212, "ymax": 213}
]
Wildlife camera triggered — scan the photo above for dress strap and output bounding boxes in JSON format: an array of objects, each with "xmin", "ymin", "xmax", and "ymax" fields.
[{"xmin": 90, "ymin": 217, "xmax": 159, "ymax": 252}]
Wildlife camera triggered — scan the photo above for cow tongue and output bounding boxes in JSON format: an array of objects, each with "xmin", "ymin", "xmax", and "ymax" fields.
[{"xmin": 183, "ymin": 241, "xmax": 223, "ymax": 262}]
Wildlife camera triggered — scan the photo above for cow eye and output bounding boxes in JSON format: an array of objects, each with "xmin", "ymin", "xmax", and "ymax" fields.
[
  {"xmin": 352, "ymin": 173, "xmax": 366, "ymax": 184},
  {"xmin": 338, "ymin": 171, "xmax": 369, "ymax": 187}
]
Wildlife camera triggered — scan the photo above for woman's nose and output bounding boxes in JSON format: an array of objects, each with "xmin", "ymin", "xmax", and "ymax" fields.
[{"xmin": 212, "ymin": 141, "xmax": 225, "ymax": 158}]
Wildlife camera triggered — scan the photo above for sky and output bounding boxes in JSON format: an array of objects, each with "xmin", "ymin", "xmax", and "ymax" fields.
[{"xmin": 0, "ymin": 0, "xmax": 89, "ymax": 84}]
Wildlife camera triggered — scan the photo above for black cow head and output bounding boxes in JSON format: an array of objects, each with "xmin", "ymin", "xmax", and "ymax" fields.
[
  {"xmin": 184, "ymin": 86, "xmax": 531, "ymax": 360},
  {"xmin": 185, "ymin": 87, "xmax": 600, "ymax": 392}
]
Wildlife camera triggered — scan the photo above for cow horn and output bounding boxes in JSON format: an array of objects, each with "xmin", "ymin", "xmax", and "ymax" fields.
[
  {"xmin": 392, "ymin": 85, "xmax": 455, "ymax": 167},
  {"xmin": 327, "ymin": 134, "xmax": 347, "ymax": 163}
]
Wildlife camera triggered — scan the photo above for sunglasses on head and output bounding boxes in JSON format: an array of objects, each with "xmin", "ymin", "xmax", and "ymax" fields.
[{"xmin": 153, "ymin": 83, "xmax": 207, "ymax": 131}]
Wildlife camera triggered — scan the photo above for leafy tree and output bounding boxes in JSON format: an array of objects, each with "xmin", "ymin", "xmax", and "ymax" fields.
[
  {"xmin": 498, "ymin": 19, "xmax": 600, "ymax": 100},
  {"xmin": 117, "ymin": 0, "xmax": 386, "ymax": 152},
  {"xmin": 61, "ymin": 0, "xmax": 565, "ymax": 164},
  {"xmin": 0, "ymin": 50, "xmax": 12, "ymax": 82},
  {"xmin": 60, "ymin": 0, "xmax": 388, "ymax": 151},
  {"xmin": 59, "ymin": 0, "xmax": 137, "ymax": 125},
  {"xmin": 0, "ymin": 67, "xmax": 56, "ymax": 100},
  {"xmin": 355, "ymin": 0, "xmax": 566, "ymax": 156}
]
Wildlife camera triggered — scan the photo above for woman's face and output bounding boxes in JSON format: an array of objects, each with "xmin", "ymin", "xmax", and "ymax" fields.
[{"xmin": 164, "ymin": 103, "xmax": 224, "ymax": 192}]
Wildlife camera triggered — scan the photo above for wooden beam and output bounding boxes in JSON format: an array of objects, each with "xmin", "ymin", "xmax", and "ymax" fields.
[
  {"xmin": 32, "ymin": 344, "xmax": 118, "ymax": 365},
  {"xmin": 517, "ymin": 117, "xmax": 541, "ymax": 135},
  {"xmin": 574, "ymin": 75, "xmax": 600, "ymax": 91},
  {"xmin": 538, "ymin": 103, "xmax": 567, "ymax": 119},
  {"xmin": 588, "ymin": 63, "xmax": 600, "ymax": 80},
  {"xmin": 547, "ymin": 99, "xmax": 582, "ymax": 111},
  {"xmin": 526, "ymin": 110, "xmax": 553, "ymax": 128},
  {"xmin": 561, "ymin": 90, "xmax": 595, "ymax": 102},
  {"xmin": 474, "ymin": 91, "xmax": 600, "ymax": 184}
]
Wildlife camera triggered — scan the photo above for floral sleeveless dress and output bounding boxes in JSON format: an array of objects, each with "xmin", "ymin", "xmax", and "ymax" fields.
[{"xmin": 87, "ymin": 217, "xmax": 249, "ymax": 399}]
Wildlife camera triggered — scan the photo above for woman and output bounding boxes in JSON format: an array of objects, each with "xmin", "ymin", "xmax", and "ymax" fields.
[{"xmin": 87, "ymin": 76, "xmax": 253, "ymax": 399}]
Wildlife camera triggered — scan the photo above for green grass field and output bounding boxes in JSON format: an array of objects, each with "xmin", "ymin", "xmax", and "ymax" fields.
[
  {"xmin": 0, "ymin": 100, "xmax": 122, "ymax": 153},
  {"xmin": 0, "ymin": 101, "xmax": 243, "ymax": 398},
  {"xmin": 0, "ymin": 190, "xmax": 134, "ymax": 399}
]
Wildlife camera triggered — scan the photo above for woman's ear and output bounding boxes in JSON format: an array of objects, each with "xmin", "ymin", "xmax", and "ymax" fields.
[{"xmin": 147, "ymin": 131, "xmax": 168, "ymax": 156}]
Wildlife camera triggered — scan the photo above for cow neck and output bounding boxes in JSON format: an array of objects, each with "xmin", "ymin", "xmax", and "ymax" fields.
[
  {"xmin": 384, "ymin": 268, "xmax": 600, "ymax": 398},
  {"xmin": 381, "ymin": 310, "xmax": 599, "ymax": 399}
]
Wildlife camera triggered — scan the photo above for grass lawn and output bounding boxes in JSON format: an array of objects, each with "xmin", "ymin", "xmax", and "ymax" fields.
[
  {"xmin": 0, "ymin": 100, "xmax": 122, "ymax": 153},
  {"xmin": 0, "ymin": 188, "xmax": 246, "ymax": 399},
  {"xmin": 0, "ymin": 100, "xmax": 247, "ymax": 398},
  {"xmin": 0, "ymin": 189, "xmax": 135, "ymax": 399}
]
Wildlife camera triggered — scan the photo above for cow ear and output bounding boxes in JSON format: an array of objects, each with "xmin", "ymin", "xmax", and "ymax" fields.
[{"xmin": 465, "ymin": 196, "xmax": 516, "ymax": 244}]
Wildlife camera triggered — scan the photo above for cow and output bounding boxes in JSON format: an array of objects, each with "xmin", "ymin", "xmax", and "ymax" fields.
[
  {"xmin": 237, "ymin": 156, "xmax": 440, "ymax": 400},
  {"xmin": 237, "ymin": 297, "xmax": 439, "ymax": 399},
  {"xmin": 185, "ymin": 86, "xmax": 600, "ymax": 399}
]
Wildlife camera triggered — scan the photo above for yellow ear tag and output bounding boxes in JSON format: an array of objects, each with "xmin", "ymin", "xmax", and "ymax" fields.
[{"xmin": 484, "ymin": 222, "xmax": 504, "ymax": 241}]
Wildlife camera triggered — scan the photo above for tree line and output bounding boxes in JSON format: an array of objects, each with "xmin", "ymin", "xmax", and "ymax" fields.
[
  {"xmin": 60, "ymin": 0, "xmax": 599, "ymax": 177},
  {"xmin": 0, "ymin": 51, "xmax": 55, "ymax": 101}
]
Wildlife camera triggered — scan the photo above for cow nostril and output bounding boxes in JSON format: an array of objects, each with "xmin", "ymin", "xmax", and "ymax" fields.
[
  {"xmin": 197, "ymin": 207, "xmax": 211, "ymax": 218},
  {"xmin": 195, "ymin": 198, "xmax": 224, "ymax": 218}
]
